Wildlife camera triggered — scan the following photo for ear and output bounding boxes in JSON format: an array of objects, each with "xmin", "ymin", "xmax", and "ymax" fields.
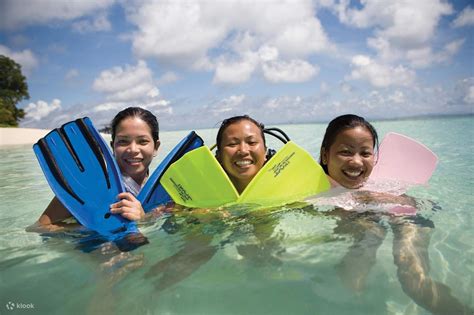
[
  {"xmin": 215, "ymin": 150, "xmax": 221, "ymax": 162},
  {"xmin": 320, "ymin": 147, "xmax": 328, "ymax": 165},
  {"xmin": 154, "ymin": 140, "xmax": 161, "ymax": 156}
]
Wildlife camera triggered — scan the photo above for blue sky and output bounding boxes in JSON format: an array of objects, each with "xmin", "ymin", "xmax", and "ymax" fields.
[{"xmin": 0, "ymin": 0, "xmax": 473, "ymax": 130}]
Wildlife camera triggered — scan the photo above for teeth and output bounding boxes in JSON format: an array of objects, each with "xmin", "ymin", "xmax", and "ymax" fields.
[
  {"xmin": 235, "ymin": 160, "xmax": 252, "ymax": 166},
  {"xmin": 127, "ymin": 158, "xmax": 142, "ymax": 163},
  {"xmin": 344, "ymin": 170, "xmax": 362, "ymax": 177}
]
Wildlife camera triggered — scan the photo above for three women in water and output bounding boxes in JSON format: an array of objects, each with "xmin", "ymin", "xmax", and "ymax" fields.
[{"xmin": 32, "ymin": 108, "xmax": 471, "ymax": 314}]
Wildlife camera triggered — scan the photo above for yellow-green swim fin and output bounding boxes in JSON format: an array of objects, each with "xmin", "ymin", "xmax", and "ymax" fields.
[
  {"xmin": 239, "ymin": 141, "xmax": 330, "ymax": 206},
  {"xmin": 160, "ymin": 146, "xmax": 238, "ymax": 208},
  {"xmin": 161, "ymin": 141, "xmax": 330, "ymax": 208}
]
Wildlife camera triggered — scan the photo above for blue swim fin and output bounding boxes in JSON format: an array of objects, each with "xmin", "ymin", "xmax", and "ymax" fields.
[
  {"xmin": 138, "ymin": 131, "xmax": 204, "ymax": 212},
  {"xmin": 33, "ymin": 117, "xmax": 138, "ymax": 238}
]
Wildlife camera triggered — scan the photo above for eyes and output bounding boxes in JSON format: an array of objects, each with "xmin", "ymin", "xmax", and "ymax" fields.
[
  {"xmin": 115, "ymin": 137, "xmax": 152, "ymax": 147},
  {"xmin": 337, "ymin": 148, "xmax": 373, "ymax": 158},
  {"xmin": 225, "ymin": 139, "xmax": 260, "ymax": 148}
]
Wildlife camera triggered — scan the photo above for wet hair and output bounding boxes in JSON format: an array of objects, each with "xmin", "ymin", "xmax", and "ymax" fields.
[
  {"xmin": 215, "ymin": 115, "xmax": 266, "ymax": 155},
  {"xmin": 110, "ymin": 107, "xmax": 159, "ymax": 144},
  {"xmin": 319, "ymin": 114, "xmax": 378, "ymax": 174}
]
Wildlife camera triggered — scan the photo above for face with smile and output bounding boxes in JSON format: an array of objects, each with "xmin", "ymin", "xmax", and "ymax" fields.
[
  {"xmin": 322, "ymin": 126, "xmax": 375, "ymax": 189},
  {"xmin": 217, "ymin": 120, "xmax": 266, "ymax": 193},
  {"xmin": 112, "ymin": 117, "xmax": 160, "ymax": 186}
]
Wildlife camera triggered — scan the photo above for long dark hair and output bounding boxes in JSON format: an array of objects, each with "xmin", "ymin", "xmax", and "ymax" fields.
[
  {"xmin": 111, "ymin": 107, "xmax": 159, "ymax": 144},
  {"xmin": 319, "ymin": 114, "xmax": 378, "ymax": 174}
]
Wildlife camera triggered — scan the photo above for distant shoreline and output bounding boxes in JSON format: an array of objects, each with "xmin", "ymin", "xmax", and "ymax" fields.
[
  {"xmin": 2, "ymin": 113, "xmax": 471, "ymax": 145},
  {"xmin": 0, "ymin": 128, "xmax": 50, "ymax": 146}
]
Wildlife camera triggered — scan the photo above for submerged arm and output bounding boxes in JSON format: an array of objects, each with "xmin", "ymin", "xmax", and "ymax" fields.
[
  {"xmin": 391, "ymin": 218, "xmax": 472, "ymax": 315},
  {"xmin": 26, "ymin": 197, "xmax": 79, "ymax": 232}
]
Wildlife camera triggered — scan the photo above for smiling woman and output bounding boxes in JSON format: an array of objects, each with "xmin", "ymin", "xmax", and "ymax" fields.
[
  {"xmin": 215, "ymin": 115, "xmax": 267, "ymax": 193},
  {"xmin": 32, "ymin": 107, "xmax": 160, "ymax": 230},
  {"xmin": 319, "ymin": 114, "xmax": 378, "ymax": 188}
]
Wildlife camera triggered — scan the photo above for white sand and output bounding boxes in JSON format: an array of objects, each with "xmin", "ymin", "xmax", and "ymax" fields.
[{"xmin": 0, "ymin": 128, "xmax": 50, "ymax": 146}]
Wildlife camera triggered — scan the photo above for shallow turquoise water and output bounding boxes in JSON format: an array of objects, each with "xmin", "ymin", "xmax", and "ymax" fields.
[{"xmin": 0, "ymin": 116, "xmax": 473, "ymax": 314}]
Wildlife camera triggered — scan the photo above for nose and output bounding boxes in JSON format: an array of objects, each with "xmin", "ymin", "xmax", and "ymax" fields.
[
  {"xmin": 237, "ymin": 142, "xmax": 250, "ymax": 154},
  {"xmin": 350, "ymin": 154, "xmax": 363, "ymax": 166},
  {"xmin": 126, "ymin": 141, "xmax": 139, "ymax": 153}
]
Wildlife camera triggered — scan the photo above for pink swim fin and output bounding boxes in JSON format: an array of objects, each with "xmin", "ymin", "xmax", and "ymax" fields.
[{"xmin": 370, "ymin": 132, "xmax": 438, "ymax": 185}]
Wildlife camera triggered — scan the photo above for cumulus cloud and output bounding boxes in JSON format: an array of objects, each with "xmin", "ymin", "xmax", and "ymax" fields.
[
  {"xmin": 406, "ymin": 39, "xmax": 464, "ymax": 68},
  {"xmin": 347, "ymin": 55, "xmax": 416, "ymax": 88},
  {"xmin": 262, "ymin": 59, "xmax": 319, "ymax": 83},
  {"xmin": 209, "ymin": 95, "xmax": 246, "ymax": 114},
  {"xmin": 123, "ymin": 0, "xmax": 332, "ymax": 83},
  {"xmin": 93, "ymin": 60, "xmax": 159, "ymax": 102},
  {"xmin": 452, "ymin": 6, "xmax": 474, "ymax": 28},
  {"xmin": 0, "ymin": 45, "xmax": 39, "ymax": 74},
  {"xmin": 464, "ymin": 86, "xmax": 474, "ymax": 104},
  {"xmin": 331, "ymin": 1, "xmax": 458, "ymax": 68},
  {"xmin": 88, "ymin": 60, "xmax": 174, "ymax": 127},
  {"xmin": 334, "ymin": 0, "xmax": 452, "ymax": 47},
  {"xmin": 157, "ymin": 72, "xmax": 180, "ymax": 85},
  {"xmin": 0, "ymin": 0, "xmax": 115, "ymax": 30},
  {"xmin": 23, "ymin": 99, "xmax": 62, "ymax": 122},
  {"xmin": 213, "ymin": 53, "xmax": 258, "ymax": 84},
  {"xmin": 72, "ymin": 12, "xmax": 112, "ymax": 33},
  {"xmin": 388, "ymin": 90, "xmax": 405, "ymax": 103}
]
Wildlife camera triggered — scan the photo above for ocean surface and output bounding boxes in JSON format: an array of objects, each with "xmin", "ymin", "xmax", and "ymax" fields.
[{"xmin": 0, "ymin": 116, "xmax": 472, "ymax": 315}]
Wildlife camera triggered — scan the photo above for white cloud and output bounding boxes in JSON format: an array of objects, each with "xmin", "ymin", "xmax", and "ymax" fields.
[
  {"xmin": 157, "ymin": 72, "xmax": 179, "ymax": 85},
  {"xmin": 340, "ymin": 81, "xmax": 353, "ymax": 94},
  {"xmin": 335, "ymin": 0, "xmax": 452, "ymax": 48},
  {"xmin": 125, "ymin": 1, "xmax": 227, "ymax": 67},
  {"xmin": 65, "ymin": 69, "xmax": 79, "ymax": 80},
  {"xmin": 262, "ymin": 96, "xmax": 303, "ymax": 111},
  {"xmin": 258, "ymin": 45, "xmax": 279, "ymax": 62},
  {"xmin": 271, "ymin": 17, "xmax": 333, "ymax": 57},
  {"xmin": 123, "ymin": 0, "xmax": 332, "ymax": 82},
  {"xmin": 72, "ymin": 12, "xmax": 111, "ymax": 33},
  {"xmin": 388, "ymin": 90, "xmax": 405, "ymax": 103},
  {"xmin": 211, "ymin": 95, "xmax": 246, "ymax": 114},
  {"xmin": 89, "ymin": 61, "xmax": 173, "ymax": 126},
  {"xmin": 213, "ymin": 53, "xmax": 258, "ymax": 84},
  {"xmin": 24, "ymin": 99, "xmax": 62, "ymax": 122},
  {"xmin": 0, "ymin": 0, "xmax": 115, "ymax": 30},
  {"xmin": 93, "ymin": 102, "xmax": 127, "ymax": 113},
  {"xmin": 347, "ymin": 55, "xmax": 416, "ymax": 88},
  {"xmin": 262, "ymin": 59, "xmax": 319, "ymax": 83},
  {"xmin": 452, "ymin": 6, "xmax": 474, "ymax": 28},
  {"xmin": 464, "ymin": 85, "xmax": 474, "ymax": 104},
  {"xmin": 333, "ymin": 1, "xmax": 457, "ymax": 68},
  {"xmin": 93, "ymin": 60, "xmax": 158, "ymax": 102},
  {"xmin": 406, "ymin": 39, "xmax": 464, "ymax": 68},
  {"xmin": 0, "ymin": 45, "xmax": 39, "ymax": 74}
]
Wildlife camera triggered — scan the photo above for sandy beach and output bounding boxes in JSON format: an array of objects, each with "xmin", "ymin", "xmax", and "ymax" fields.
[{"xmin": 0, "ymin": 128, "xmax": 50, "ymax": 146}]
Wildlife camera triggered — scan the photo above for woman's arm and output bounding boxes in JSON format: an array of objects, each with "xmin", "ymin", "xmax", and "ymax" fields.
[
  {"xmin": 38, "ymin": 197, "xmax": 73, "ymax": 225},
  {"xmin": 26, "ymin": 197, "xmax": 77, "ymax": 232}
]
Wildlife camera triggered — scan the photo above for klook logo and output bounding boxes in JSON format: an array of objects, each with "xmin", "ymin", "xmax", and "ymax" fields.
[
  {"xmin": 6, "ymin": 301, "xmax": 15, "ymax": 310},
  {"xmin": 5, "ymin": 301, "xmax": 35, "ymax": 311}
]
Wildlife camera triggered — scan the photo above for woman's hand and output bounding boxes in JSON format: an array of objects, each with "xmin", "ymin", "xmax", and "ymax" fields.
[{"xmin": 110, "ymin": 192, "xmax": 145, "ymax": 221}]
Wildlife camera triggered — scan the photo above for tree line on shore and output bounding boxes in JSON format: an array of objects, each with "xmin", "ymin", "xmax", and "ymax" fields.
[{"xmin": 0, "ymin": 55, "xmax": 29, "ymax": 127}]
